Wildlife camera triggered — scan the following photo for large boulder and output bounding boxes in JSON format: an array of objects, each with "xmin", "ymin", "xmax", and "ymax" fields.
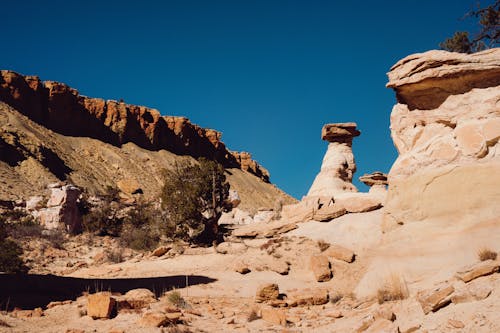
[
  {"xmin": 87, "ymin": 292, "xmax": 116, "ymax": 319},
  {"xmin": 384, "ymin": 49, "xmax": 500, "ymax": 230},
  {"xmin": 38, "ymin": 184, "xmax": 82, "ymax": 233}
]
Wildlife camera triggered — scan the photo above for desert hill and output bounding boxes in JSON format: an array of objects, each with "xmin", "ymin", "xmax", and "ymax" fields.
[{"xmin": 0, "ymin": 70, "xmax": 296, "ymax": 211}]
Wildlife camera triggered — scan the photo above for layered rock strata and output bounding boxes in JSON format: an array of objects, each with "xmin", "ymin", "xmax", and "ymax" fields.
[
  {"xmin": 384, "ymin": 48, "xmax": 500, "ymax": 229},
  {"xmin": 306, "ymin": 123, "xmax": 360, "ymax": 198},
  {"xmin": 0, "ymin": 70, "xmax": 269, "ymax": 182},
  {"xmin": 359, "ymin": 171, "xmax": 388, "ymax": 202}
]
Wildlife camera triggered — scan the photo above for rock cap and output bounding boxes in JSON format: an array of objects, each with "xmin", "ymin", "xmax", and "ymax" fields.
[
  {"xmin": 359, "ymin": 172, "xmax": 388, "ymax": 187},
  {"xmin": 321, "ymin": 123, "xmax": 360, "ymax": 142}
]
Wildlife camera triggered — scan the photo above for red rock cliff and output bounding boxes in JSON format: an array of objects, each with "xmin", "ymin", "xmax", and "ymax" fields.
[{"xmin": 0, "ymin": 70, "xmax": 270, "ymax": 182}]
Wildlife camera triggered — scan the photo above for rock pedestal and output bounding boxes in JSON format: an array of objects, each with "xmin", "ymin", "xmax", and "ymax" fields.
[
  {"xmin": 359, "ymin": 171, "xmax": 388, "ymax": 202},
  {"xmin": 306, "ymin": 123, "xmax": 360, "ymax": 198}
]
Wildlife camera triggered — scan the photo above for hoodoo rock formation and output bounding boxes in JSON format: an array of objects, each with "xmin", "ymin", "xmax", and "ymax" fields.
[
  {"xmin": 0, "ymin": 70, "xmax": 269, "ymax": 182},
  {"xmin": 306, "ymin": 123, "xmax": 360, "ymax": 198},
  {"xmin": 359, "ymin": 171, "xmax": 388, "ymax": 202},
  {"xmin": 383, "ymin": 48, "xmax": 500, "ymax": 230}
]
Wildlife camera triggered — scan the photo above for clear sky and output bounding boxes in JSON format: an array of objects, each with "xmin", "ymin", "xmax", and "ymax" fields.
[{"xmin": 2, "ymin": 0, "xmax": 484, "ymax": 199}]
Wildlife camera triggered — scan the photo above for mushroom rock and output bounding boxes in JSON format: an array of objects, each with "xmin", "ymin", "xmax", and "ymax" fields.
[
  {"xmin": 359, "ymin": 172, "xmax": 388, "ymax": 202},
  {"xmin": 306, "ymin": 123, "xmax": 360, "ymax": 198}
]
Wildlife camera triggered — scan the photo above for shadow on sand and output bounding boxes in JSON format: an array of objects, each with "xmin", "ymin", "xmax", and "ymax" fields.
[{"xmin": 0, "ymin": 274, "xmax": 216, "ymax": 310}]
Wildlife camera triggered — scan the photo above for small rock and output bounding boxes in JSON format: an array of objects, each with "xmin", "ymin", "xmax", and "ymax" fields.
[
  {"xmin": 456, "ymin": 260, "xmax": 500, "ymax": 283},
  {"xmin": 323, "ymin": 244, "xmax": 355, "ymax": 263},
  {"xmin": 87, "ymin": 292, "xmax": 116, "ymax": 319},
  {"xmin": 138, "ymin": 311, "xmax": 169, "ymax": 327},
  {"xmin": 216, "ymin": 242, "xmax": 247, "ymax": 254},
  {"xmin": 261, "ymin": 307, "xmax": 287, "ymax": 326},
  {"xmin": 151, "ymin": 246, "xmax": 170, "ymax": 257},
  {"xmin": 234, "ymin": 262, "xmax": 251, "ymax": 274},
  {"xmin": 448, "ymin": 319, "xmax": 465, "ymax": 328},
  {"xmin": 364, "ymin": 318, "xmax": 398, "ymax": 333},
  {"xmin": 310, "ymin": 255, "xmax": 332, "ymax": 282},
  {"xmin": 255, "ymin": 283, "xmax": 280, "ymax": 303},
  {"xmin": 416, "ymin": 283, "xmax": 454, "ymax": 314}
]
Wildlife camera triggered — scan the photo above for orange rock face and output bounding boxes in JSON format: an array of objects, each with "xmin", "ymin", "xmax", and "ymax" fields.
[{"xmin": 0, "ymin": 70, "xmax": 269, "ymax": 182}]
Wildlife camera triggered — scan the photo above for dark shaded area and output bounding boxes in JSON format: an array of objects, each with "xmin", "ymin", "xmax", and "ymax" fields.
[
  {"xmin": 397, "ymin": 70, "xmax": 500, "ymax": 110},
  {"xmin": 0, "ymin": 137, "xmax": 25, "ymax": 167},
  {"xmin": 39, "ymin": 147, "xmax": 72, "ymax": 181},
  {"xmin": 0, "ymin": 273, "xmax": 216, "ymax": 310}
]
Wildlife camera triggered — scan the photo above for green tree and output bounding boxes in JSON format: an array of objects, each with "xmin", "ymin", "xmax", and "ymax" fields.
[
  {"xmin": 440, "ymin": 0, "xmax": 499, "ymax": 53},
  {"xmin": 161, "ymin": 158, "xmax": 230, "ymax": 244}
]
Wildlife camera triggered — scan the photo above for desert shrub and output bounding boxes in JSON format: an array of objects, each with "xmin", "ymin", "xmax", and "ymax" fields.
[
  {"xmin": 377, "ymin": 274, "xmax": 408, "ymax": 304},
  {"xmin": 107, "ymin": 248, "xmax": 124, "ymax": 263},
  {"xmin": 120, "ymin": 222, "xmax": 160, "ymax": 251},
  {"xmin": 119, "ymin": 200, "xmax": 162, "ymax": 251},
  {"xmin": 161, "ymin": 158, "xmax": 230, "ymax": 244},
  {"xmin": 0, "ymin": 217, "xmax": 28, "ymax": 273},
  {"xmin": 478, "ymin": 248, "xmax": 498, "ymax": 261},
  {"xmin": 317, "ymin": 239, "xmax": 330, "ymax": 252},
  {"xmin": 43, "ymin": 229, "xmax": 66, "ymax": 249},
  {"xmin": 82, "ymin": 200, "xmax": 123, "ymax": 236},
  {"xmin": 166, "ymin": 290, "xmax": 188, "ymax": 308}
]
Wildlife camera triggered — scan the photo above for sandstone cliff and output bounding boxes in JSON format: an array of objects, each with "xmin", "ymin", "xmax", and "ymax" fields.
[
  {"xmin": 0, "ymin": 70, "xmax": 269, "ymax": 182},
  {"xmin": 383, "ymin": 48, "xmax": 500, "ymax": 229},
  {"xmin": 0, "ymin": 71, "xmax": 295, "ymax": 210}
]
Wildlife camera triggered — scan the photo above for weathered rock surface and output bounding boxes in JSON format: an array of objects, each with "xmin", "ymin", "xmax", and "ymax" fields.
[
  {"xmin": 384, "ymin": 48, "xmax": 500, "ymax": 229},
  {"xmin": 307, "ymin": 123, "xmax": 360, "ymax": 198}
]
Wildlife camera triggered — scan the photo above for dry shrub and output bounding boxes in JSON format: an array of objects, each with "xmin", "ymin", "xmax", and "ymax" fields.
[
  {"xmin": 377, "ymin": 274, "xmax": 408, "ymax": 304},
  {"xmin": 247, "ymin": 308, "xmax": 260, "ymax": 322},
  {"xmin": 107, "ymin": 248, "xmax": 124, "ymax": 263},
  {"xmin": 167, "ymin": 290, "xmax": 188, "ymax": 308},
  {"xmin": 317, "ymin": 239, "xmax": 330, "ymax": 252},
  {"xmin": 478, "ymin": 248, "xmax": 497, "ymax": 261}
]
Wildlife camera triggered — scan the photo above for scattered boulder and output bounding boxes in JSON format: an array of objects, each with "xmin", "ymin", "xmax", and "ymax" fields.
[
  {"xmin": 87, "ymin": 292, "xmax": 116, "ymax": 319},
  {"xmin": 310, "ymin": 255, "xmax": 332, "ymax": 282},
  {"xmin": 117, "ymin": 289, "xmax": 156, "ymax": 311},
  {"xmin": 216, "ymin": 242, "xmax": 247, "ymax": 254},
  {"xmin": 255, "ymin": 283, "xmax": 280, "ymax": 303},
  {"xmin": 323, "ymin": 244, "xmax": 355, "ymax": 263},
  {"xmin": 288, "ymin": 288, "xmax": 329, "ymax": 306},
  {"xmin": 455, "ymin": 259, "xmax": 500, "ymax": 283},
  {"xmin": 364, "ymin": 318, "xmax": 398, "ymax": 333},
  {"xmin": 138, "ymin": 311, "xmax": 171, "ymax": 327},
  {"xmin": 416, "ymin": 283, "xmax": 454, "ymax": 314},
  {"xmin": 151, "ymin": 246, "xmax": 171, "ymax": 257},
  {"xmin": 451, "ymin": 278, "xmax": 493, "ymax": 304},
  {"xmin": 234, "ymin": 262, "xmax": 251, "ymax": 274},
  {"xmin": 260, "ymin": 306, "xmax": 287, "ymax": 326}
]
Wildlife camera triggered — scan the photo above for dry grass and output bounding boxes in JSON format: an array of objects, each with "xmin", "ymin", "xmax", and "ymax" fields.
[
  {"xmin": 478, "ymin": 248, "xmax": 497, "ymax": 261},
  {"xmin": 317, "ymin": 239, "xmax": 330, "ymax": 252},
  {"xmin": 377, "ymin": 273, "xmax": 409, "ymax": 304},
  {"xmin": 167, "ymin": 290, "xmax": 188, "ymax": 308}
]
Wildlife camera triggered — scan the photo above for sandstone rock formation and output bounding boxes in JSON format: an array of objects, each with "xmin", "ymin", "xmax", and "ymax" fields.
[
  {"xmin": 359, "ymin": 171, "xmax": 388, "ymax": 202},
  {"xmin": 384, "ymin": 48, "xmax": 500, "ymax": 229},
  {"xmin": 36, "ymin": 184, "xmax": 82, "ymax": 233},
  {"xmin": 0, "ymin": 70, "xmax": 268, "ymax": 182},
  {"xmin": 306, "ymin": 123, "xmax": 360, "ymax": 198}
]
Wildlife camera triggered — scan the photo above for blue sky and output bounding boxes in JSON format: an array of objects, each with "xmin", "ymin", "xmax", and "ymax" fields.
[{"xmin": 2, "ymin": 0, "xmax": 484, "ymax": 198}]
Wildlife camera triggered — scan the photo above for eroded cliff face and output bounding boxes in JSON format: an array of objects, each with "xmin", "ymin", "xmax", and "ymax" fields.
[
  {"xmin": 384, "ymin": 48, "xmax": 500, "ymax": 229},
  {"xmin": 0, "ymin": 70, "xmax": 269, "ymax": 182}
]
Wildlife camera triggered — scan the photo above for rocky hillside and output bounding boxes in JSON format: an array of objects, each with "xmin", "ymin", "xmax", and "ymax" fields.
[{"xmin": 0, "ymin": 71, "xmax": 295, "ymax": 210}]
